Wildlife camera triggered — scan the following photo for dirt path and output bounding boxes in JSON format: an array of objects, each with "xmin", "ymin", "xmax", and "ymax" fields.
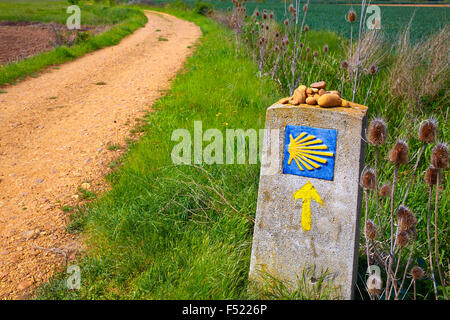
[{"xmin": 0, "ymin": 11, "xmax": 201, "ymax": 299}]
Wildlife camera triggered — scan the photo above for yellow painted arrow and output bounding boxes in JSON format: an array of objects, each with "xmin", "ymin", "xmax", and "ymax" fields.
[{"xmin": 293, "ymin": 181, "xmax": 324, "ymax": 231}]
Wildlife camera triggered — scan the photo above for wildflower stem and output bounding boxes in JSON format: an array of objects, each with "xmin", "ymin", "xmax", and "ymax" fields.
[
  {"xmin": 352, "ymin": 0, "xmax": 367, "ymax": 102},
  {"xmin": 390, "ymin": 165, "xmax": 398, "ymax": 252},
  {"xmin": 364, "ymin": 190, "xmax": 373, "ymax": 300},
  {"xmin": 350, "ymin": 23, "xmax": 353, "ymax": 63},
  {"xmin": 363, "ymin": 75, "xmax": 373, "ymax": 106},
  {"xmin": 401, "ymin": 279, "xmax": 414, "ymax": 300},
  {"xmin": 386, "ymin": 164, "xmax": 398, "ymax": 299},
  {"xmin": 426, "ymin": 186, "xmax": 439, "ymax": 300},
  {"xmin": 395, "ymin": 235, "xmax": 416, "ymax": 300},
  {"xmin": 434, "ymin": 170, "xmax": 448, "ymax": 299},
  {"xmin": 373, "ymin": 147, "xmax": 385, "ymax": 240},
  {"xmin": 402, "ymin": 144, "xmax": 425, "ymax": 204}
]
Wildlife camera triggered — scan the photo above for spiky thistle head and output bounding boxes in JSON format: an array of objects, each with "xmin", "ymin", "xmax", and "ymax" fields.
[
  {"xmin": 360, "ymin": 167, "xmax": 376, "ymax": 190},
  {"xmin": 288, "ymin": 4, "xmax": 294, "ymax": 13},
  {"xmin": 313, "ymin": 51, "xmax": 318, "ymax": 57},
  {"xmin": 397, "ymin": 231, "xmax": 410, "ymax": 248},
  {"xmin": 369, "ymin": 64, "xmax": 378, "ymax": 75},
  {"xmin": 410, "ymin": 266, "xmax": 425, "ymax": 280},
  {"xmin": 367, "ymin": 118, "xmax": 387, "ymax": 146},
  {"xmin": 341, "ymin": 60, "xmax": 349, "ymax": 69},
  {"xmin": 425, "ymin": 166, "xmax": 438, "ymax": 186},
  {"xmin": 304, "ymin": 24, "xmax": 309, "ymax": 32},
  {"xmin": 284, "ymin": 18, "xmax": 289, "ymax": 26},
  {"xmin": 323, "ymin": 45, "xmax": 329, "ymax": 53},
  {"xmin": 365, "ymin": 220, "xmax": 378, "ymax": 240},
  {"xmin": 431, "ymin": 142, "xmax": 448, "ymax": 169},
  {"xmin": 418, "ymin": 118, "xmax": 437, "ymax": 144},
  {"xmin": 347, "ymin": 9, "xmax": 356, "ymax": 23},
  {"xmin": 303, "ymin": 4, "xmax": 308, "ymax": 12},
  {"xmin": 397, "ymin": 205, "xmax": 417, "ymax": 233},
  {"xmin": 380, "ymin": 183, "xmax": 392, "ymax": 198},
  {"xmin": 389, "ymin": 140, "xmax": 409, "ymax": 165}
]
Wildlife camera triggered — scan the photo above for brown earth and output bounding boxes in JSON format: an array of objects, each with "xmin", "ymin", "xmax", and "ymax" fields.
[
  {"xmin": 0, "ymin": 11, "xmax": 201, "ymax": 299},
  {"xmin": 0, "ymin": 21, "xmax": 106, "ymax": 66}
]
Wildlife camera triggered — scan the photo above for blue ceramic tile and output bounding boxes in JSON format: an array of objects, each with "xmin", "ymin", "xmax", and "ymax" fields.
[{"xmin": 283, "ymin": 125, "xmax": 337, "ymax": 181}]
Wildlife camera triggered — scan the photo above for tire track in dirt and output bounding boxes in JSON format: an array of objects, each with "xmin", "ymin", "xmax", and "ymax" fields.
[{"xmin": 0, "ymin": 11, "xmax": 201, "ymax": 299}]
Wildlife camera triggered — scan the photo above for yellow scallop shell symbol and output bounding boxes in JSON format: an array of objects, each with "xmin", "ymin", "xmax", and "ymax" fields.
[{"xmin": 287, "ymin": 132, "xmax": 334, "ymax": 171}]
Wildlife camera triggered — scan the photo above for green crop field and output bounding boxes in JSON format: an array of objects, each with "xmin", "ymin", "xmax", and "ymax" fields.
[{"xmin": 158, "ymin": 0, "xmax": 449, "ymax": 43}]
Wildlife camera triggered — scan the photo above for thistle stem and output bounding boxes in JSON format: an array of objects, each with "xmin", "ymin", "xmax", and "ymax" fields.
[
  {"xmin": 390, "ymin": 165, "xmax": 398, "ymax": 252},
  {"xmin": 402, "ymin": 144, "xmax": 425, "ymax": 204},
  {"xmin": 374, "ymin": 147, "xmax": 385, "ymax": 240},
  {"xmin": 364, "ymin": 75, "xmax": 374, "ymax": 106},
  {"xmin": 427, "ymin": 186, "xmax": 439, "ymax": 300},
  {"xmin": 395, "ymin": 235, "xmax": 416, "ymax": 300},
  {"xmin": 386, "ymin": 164, "xmax": 398, "ymax": 300},
  {"xmin": 364, "ymin": 190, "xmax": 373, "ymax": 300},
  {"xmin": 352, "ymin": 0, "xmax": 367, "ymax": 102},
  {"xmin": 401, "ymin": 279, "xmax": 414, "ymax": 300},
  {"xmin": 413, "ymin": 280, "xmax": 417, "ymax": 300},
  {"xmin": 434, "ymin": 170, "xmax": 448, "ymax": 299}
]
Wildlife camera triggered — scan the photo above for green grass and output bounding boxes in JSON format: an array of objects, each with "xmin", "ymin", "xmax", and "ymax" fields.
[
  {"xmin": 36, "ymin": 4, "xmax": 448, "ymax": 300},
  {"xmin": 0, "ymin": 1, "xmax": 147, "ymax": 86}
]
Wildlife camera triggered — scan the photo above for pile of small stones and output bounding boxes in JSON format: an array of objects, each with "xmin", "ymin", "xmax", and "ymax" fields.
[{"xmin": 279, "ymin": 81, "xmax": 350, "ymax": 108}]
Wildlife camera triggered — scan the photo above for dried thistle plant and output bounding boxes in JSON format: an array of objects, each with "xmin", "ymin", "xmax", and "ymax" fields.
[
  {"xmin": 430, "ymin": 142, "xmax": 448, "ymax": 299},
  {"xmin": 361, "ymin": 116, "xmax": 447, "ymax": 300},
  {"xmin": 230, "ymin": 0, "xmax": 247, "ymax": 57}
]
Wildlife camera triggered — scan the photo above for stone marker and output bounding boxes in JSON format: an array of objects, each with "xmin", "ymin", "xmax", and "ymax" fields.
[{"xmin": 249, "ymin": 102, "xmax": 368, "ymax": 299}]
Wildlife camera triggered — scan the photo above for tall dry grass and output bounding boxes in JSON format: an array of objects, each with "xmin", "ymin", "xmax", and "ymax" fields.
[
  {"xmin": 390, "ymin": 25, "xmax": 449, "ymax": 110},
  {"xmin": 344, "ymin": 29, "xmax": 387, "ymax": 79}
]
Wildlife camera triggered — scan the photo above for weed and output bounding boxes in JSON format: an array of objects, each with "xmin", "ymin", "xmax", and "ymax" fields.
[
  {"xmin": 61, "ymin": 205, "xmax": 74, "ymax": 213},
  {"xmin": 77, "ymin": 187, "xmax": 96, "ymax": 200},
  {"xmin": 107, "ymin": 144, "xmax": 121, "ymax": 151}
]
